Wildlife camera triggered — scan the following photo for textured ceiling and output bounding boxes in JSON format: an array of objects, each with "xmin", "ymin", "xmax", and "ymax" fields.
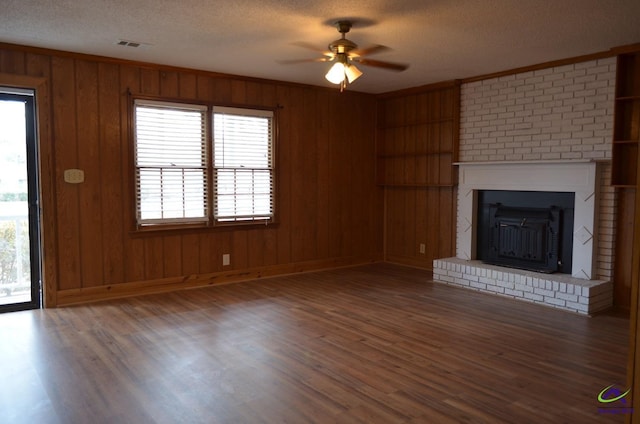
[{"xmin": 2, "ymin": 0, "xmax": 640, "ymax": 93}]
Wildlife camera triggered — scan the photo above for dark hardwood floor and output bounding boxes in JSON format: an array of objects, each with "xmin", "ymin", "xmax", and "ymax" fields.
[{"xmin": 0, "ymin": 263, "xmax": 629, "ymax": 423}]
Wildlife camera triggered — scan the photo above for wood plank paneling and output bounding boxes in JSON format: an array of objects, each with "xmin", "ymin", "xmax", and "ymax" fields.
[
  {"xmin": 378, "ymin": 83, "xmax": 460, "ymax": 269},
  {"xmin": 51, "ymin": 56, "xmax": 82, "ymax": 290},
  {"xmin": 25, "ymin": 53, "xmax": 50, "ymax": 78},
  {"xmin": 245, "ymin": 81, "xmax": 261, "ymax": 105},
  {"xmin": 353, "ymin": 94, "xmax": 381, "ymax": 256},
  {"xmin": 0, "ymin": 49, "xmax": 25, "ymax": 74},
  {"xmin": 329, "ymin": 93, "xmax": 351, "ymax": 257},
  {"xmin": 181, "ymin": 234, "xmax": 200, "ymax": 276},
  {"xmin": 290, "ymin": 86, "xmax": 317, "ymax": 263},
  {"xmin": 232, "ymin": 229, "xmax": 249, "ymax": 270},
  {"xmin": 275, "ymin": 85, "xmax": 293, "ymax": 265},
  {"xmin": 0, "ymin": 43, "xmax": 381, "ymax": 303},
  {"xmin": 119, "ymin": 65, "xmax": 145, "ymax": 283},
  {"xmin": 213, "ymin": 78, "xmax": 232, "ymax": 104},
  {"xmin": 159, "ymin": 70, "xmax": 178, "ymax": 97},
  {"xmin": 98, "ymin": 62, "xmax": 125, "ymax": 285},
  {"xmin": 315, "ymin": 91, "xmax": 330, "ymax": 259},
  {"xmin": 76, "ymin": 59, "xmax": 104, "ymax": 288},
  {"xmin": 178, "ymin": 73, "xmax": 197, "ymax": 98},
  {"xmin": 231, "ymin": 79, "xmax": 246, "ymax": 104},
  {"xmin": 144, "ymin": 238, "xmax": 164, "ymax": 280},
  {"xmin": 140, "ymin": 68, "xmax": 159, "ymax": 95},
  {"xmin": 162, "ymin": 235, "xmax": 182, "ymax": 277}
]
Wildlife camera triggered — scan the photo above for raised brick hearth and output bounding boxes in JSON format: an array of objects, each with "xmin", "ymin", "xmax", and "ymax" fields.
[{"xmin": 433, "ymin": 258, "xmax": 612, "ymax": 315}]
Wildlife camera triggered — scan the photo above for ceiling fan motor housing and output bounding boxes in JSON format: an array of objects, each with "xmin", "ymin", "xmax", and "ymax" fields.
[
  {"xmin": 329, "ymin": 38, "xmax": 357, "ymax": 55},
  {"xmin": 329, "ymin": 20, "xmax": 358, "ymax": 55}
]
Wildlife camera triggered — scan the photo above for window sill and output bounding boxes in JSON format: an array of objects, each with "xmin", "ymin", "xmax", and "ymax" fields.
[{"xmin": 130, "ymin": 220, "xmax": 279, "ymax": 237}]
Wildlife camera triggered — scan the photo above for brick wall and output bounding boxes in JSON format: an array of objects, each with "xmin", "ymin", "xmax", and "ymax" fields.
[{"xmin": 459, "ymin": 57, "xmax": 617, "ymax": 280}]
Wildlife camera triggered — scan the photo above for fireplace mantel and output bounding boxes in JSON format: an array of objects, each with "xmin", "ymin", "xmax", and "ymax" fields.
[{"xmin": 456, "ymin": 160, "xmax": 599, "ymax": 279}]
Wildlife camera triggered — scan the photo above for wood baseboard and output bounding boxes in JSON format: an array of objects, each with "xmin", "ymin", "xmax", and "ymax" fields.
[
  {"xmin": 384, "ymin": 255, "xmax": 434, "ymax": 271},
  {"xmin": 55, "ymin": 255, "xmax": 383, "ymax": 307}
]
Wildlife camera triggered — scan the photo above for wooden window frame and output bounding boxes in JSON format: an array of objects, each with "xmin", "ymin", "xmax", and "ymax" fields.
[
  {"xmin": 131, "ymin": 95, "xmax": 278, "ymax": 232},
  {"xmin": 212, "ymin": 106, "xmax": 276, "ymax": 226}
]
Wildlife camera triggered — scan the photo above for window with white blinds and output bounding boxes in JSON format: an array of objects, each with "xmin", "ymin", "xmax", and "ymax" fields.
[
  {"xmin": 134, "ymin": 99, "xmax": 208, "ymax": 225},
  {"xmin": 133, "ymin": 99, "xmax": 275, "ymax": 228},
  {"xmin": 213, "ymin": 106, "xmax": 274, "ymax": 223}
]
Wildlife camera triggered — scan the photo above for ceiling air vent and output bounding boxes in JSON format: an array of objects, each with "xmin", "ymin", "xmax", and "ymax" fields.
[{"xmin": 116, "ymin": 40, "xmax": 141, "ymax": 48}]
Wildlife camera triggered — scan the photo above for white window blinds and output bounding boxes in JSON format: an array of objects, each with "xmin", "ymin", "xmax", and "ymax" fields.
[
  {"xmin": 213, "ymin": 106, "xmax": 274, "ymax": 223},
  {"xmin": 134, "ymin": 99, "xmax": 208, "ymax": 225}
]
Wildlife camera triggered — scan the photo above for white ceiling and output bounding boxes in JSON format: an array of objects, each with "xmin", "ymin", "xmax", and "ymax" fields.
[{"xmin": 2, "ymin": 0, "xmax": 640, "ymax": 94}]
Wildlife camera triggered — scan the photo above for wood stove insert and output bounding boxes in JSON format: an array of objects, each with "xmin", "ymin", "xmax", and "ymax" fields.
[{"xmin": 476, "ymin": 190, "xmax": 574, "ymax": 274}]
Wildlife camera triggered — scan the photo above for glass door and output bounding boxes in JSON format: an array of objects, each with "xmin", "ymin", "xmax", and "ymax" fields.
[{"xmin": 0, "ymin": 89, "xmax": 41, "ymax": 312}]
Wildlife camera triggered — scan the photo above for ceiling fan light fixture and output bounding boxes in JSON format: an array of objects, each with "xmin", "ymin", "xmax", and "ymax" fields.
[
  {"xmin": 325, "ymin": 61, "xmax": 346, "ymax": 84},
  {"xmin": 345, "ymin": 64, "xmax": 362, "ymax": 83},
  {"xmin": 284, "ymin": 19, "xmax": 408, "ymax": 91}
]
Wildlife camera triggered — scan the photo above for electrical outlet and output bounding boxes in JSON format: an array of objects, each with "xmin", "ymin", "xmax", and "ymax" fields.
[
  {"xmin": 222, "ymin": 253, "xmax": 230, "ymax": 266},
  {"xmin": 419, "ymin": 243, "xmax": 426, "ymax": 254}
]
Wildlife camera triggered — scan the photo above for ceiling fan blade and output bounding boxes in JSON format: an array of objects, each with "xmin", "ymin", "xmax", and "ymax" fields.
[
  {"xmin": 291, "ymin": 41, "xmax": 333, "ymax": 57},
  {"xmin": 277, "ymin": 57, "xmax": 332, "ymax": 65},
  {"xmin": 354, "ymin": 58, "xmax": 409, "ymax": 72},
  {"xmin": 350, "ymin": 44, "xmax": 390, "ymax": 57}
]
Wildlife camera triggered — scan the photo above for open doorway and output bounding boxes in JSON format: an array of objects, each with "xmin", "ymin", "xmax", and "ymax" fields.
[{"xmin": 0, "ymin": 88, "xmax": 41, "ymax": 312}]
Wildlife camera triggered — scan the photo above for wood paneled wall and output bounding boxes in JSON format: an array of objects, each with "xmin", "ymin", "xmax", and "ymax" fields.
[
  {"xmin": 377, "ymin": 83, "xmax": 460, "ymax": 269},
  {"xmin": 0, "ymin": 43, "xmax": 383, "ymax": 306}
]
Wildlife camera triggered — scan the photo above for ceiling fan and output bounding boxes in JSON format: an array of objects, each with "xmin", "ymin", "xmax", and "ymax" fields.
[{"xmin": 280, "ymin": 20, "xmax": 409, "ymax": 91}]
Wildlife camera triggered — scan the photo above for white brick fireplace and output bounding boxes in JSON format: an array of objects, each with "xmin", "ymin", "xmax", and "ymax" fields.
[
  {"xmin": 433, "ymin": 57, "xmax": 616, "ymax": 315},
  {"xmin": 433, "ymin": 160, "xmax": 611, "ymax": 314},
  {"xmin": 457, "ymin": 160, "xmax": 598, "ymax": 279}
]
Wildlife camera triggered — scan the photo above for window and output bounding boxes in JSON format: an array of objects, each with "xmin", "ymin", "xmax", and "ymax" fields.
[
  {"xmin": 134, "ymin": 100, "xmax": 208, "ymax": 225},
  {"xmin": 133, "ymin": 99, "xmax": 275, "ymax": 228},
  {"xmin": 213, "ymin": 106, "xmax": 274, "ymax": 223}
]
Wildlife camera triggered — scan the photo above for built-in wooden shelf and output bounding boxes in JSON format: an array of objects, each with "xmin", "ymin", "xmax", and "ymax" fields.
[
  {"xmin": 377, "ymin": 116, "xmax": 455, "ymax": 130},
  {"xmin": 612, "ymin": 52, "xmax": 640, "ymax": 187},
  {"xmin": 377, "ymin": 183, "xmax": 456, "ymax": 188},
  {"xmin": 375, "ymin": 85, "xmax": 459, "ymax": 187},
  {"xmin": 375, "ymin": 82, "xmax": 461, "ymax": 268},
  {"xmin": 378, "ymin": 151, "xmax": 450, "ymax": 158}
]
